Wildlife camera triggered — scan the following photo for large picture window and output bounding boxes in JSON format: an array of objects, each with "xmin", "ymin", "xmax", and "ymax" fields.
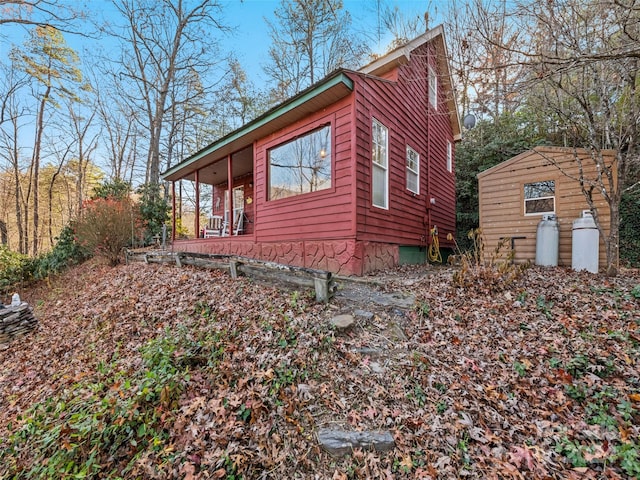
[
  {"xmin": 406, "ymin": 145, "xmax": 419, "ymax": 194},
  {"xmin": 524, "ymin": 180, "xmax": 555, "ymax": 215},
  {"xmin": 372, "ymin": 119, "xmax": 388, "ymax": 209},
  {"xmin": 268, "ymin": 125, "xmax": 332, "ymax": 200}
]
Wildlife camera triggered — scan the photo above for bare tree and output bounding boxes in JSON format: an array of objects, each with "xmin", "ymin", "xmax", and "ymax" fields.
[
  {"xmin": 0, "ymin": 62, "xmax": 28, "ymax": 251},
  {"xmin": 44, "ymin": 132, "xmax": 75, "ymax": 248},
  {"xmin": 0, "ymin": 0, "xmax": 82, "ymax": 33},
  {"xmin": 264, "ymin": 0, "xmax": 369, "ymax": 102},
  {"xmin": 93, "ymin": 79, "xmax": 140, "ymax": 184},
  {"xmin": 163, "ymin": 65, "xmax": 207, "ymax": 171},
  {"xmin": 206, "ymin": 59, "xmax": 270, "ymax": 138},
  {"xmin": 0, "ymin": 81, "xmax": 28, "ymax": 252},
  {"xmin": 66, "ymin": 100, "xmax": 98, "ymax": 218},
  {"xmin": 442, "ymin": 0, "xmax": 529, "ymax": 122},
  {"xmin": 107, "ymin": 0, "xmax": 228, "ymax": 185},
  {"xmin": 377, "ymin": 2, "xmax": 430, "ymax": 49},
  {"xmin": 495, "ymin": 0, "xmax": 640, "ymax": 275},
  {"xmin": 10, "ymin": 25, "xmax": 84, "ymax": 255}
]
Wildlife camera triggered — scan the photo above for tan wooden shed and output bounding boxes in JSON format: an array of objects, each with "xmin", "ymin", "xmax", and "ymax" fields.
[{"xmin": 477, "ymin": 146, "xmax": 615, "ymax": 271}]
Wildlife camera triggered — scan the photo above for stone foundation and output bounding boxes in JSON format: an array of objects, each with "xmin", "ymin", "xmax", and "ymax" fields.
[{"xmin": 172, "ymin": 238, "xmax": 400, "ymax": 276}]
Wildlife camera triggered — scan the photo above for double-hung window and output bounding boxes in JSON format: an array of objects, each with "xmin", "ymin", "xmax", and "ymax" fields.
[
  {"xmin": 372, "ymin": 119, "xmax": 388, "ymax": 209},
  {"xmin": 524, "ymin": 180, "xmax": 555, "ymax": 215},
  {"xmin": 406, "ymin": 145, "xmax": 419, "ymax": 194}
]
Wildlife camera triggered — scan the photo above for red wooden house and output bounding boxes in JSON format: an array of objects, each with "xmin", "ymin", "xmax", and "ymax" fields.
[{"xmin": 162, "ymin": 25, "xmax": 461, "ymax": 276}]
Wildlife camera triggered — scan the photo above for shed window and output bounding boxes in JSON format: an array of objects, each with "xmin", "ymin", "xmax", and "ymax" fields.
[
  {"xmin": 446, "ymin": 140, "xmax": 452, "ymax": 172},
  {"xmin": 372, "ymin": 119, "xmax": 388, "ymax": 209},
  {"xmin": 268, "ymin": 125, "xmax": 331, "ymax": 200},
  {"xmin": 524, "ymin": 180, "xmax": 555, "ymax": 215},
  {"xmin": 406, "ymin": 145, "xmax": 419, "ymax": 194}
]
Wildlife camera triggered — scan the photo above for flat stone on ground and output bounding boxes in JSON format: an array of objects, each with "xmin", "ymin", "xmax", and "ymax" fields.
[
  {"xmin": 330, "ymin": 314, "xmax": 355, "ymax": 330},
  {"xmin": 317, "ymin": 428, "xmax": 395, "ymax": 456},
  {"xmin": 354, "ymin": 309, "xmax": 374, "ymax": 321}
]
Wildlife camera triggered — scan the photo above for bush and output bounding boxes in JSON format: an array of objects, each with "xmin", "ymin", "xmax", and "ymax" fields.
[
  {"xmin": 620, "ymin": 188, "xmax": 640, "ymax": 267},
  {"xmin": 137, "ymin": 183, "xmax": 169, "ymax": 245},
  {"xmin": 75, "ymin": 197, "xmax": 143, "ymax": 266},
  {"xmin": 172, "ymin": 217, "xmax": 190, "ymax": 239},
  {"xmin": 31, "ymin": 225, "xmax": 90, "ymax": 280},
  {"xmin": 0, "ymin": 246, "xmax": 33, "ymax": 296},
  {"xmin": 0, "ymin": 226, "xmax": 90, "ymax": 296},
  {"xmin": 91, "ymin": 178, "xmax": 132, "ymax": 201}
]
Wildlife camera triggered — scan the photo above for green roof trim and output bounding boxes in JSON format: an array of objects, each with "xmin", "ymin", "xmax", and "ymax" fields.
[{"xmin": 162, "ymin": 71, "xmax": 354, "ymax": 181}]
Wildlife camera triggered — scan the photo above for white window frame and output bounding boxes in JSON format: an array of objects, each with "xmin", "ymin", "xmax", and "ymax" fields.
[
  {"xmin": 428, "ymin": 65, "xmax": 438, "ymax": 109},
  {"xmin": 372, "ymin": 118, "xmax": 389, "ymax": 209},
  {"xmin": 524, "ymin": 180, "xmax": 556, "ymax": 215},
  {"xmin": 406, "ymin": 145, "xmax": 420, "ymax": 194},
  {"xmin": 446, "ymin": 140, "xmax": 452, "ymax": 172}
]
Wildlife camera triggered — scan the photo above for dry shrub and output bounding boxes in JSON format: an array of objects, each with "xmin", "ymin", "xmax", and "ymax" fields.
[
  {"xmin": 75, "ymin": 197, "xmax": 143, "ymax": 266},
  {"xmin": 451, "ymin": 229, "xmax": 529, "ymax": 292}
]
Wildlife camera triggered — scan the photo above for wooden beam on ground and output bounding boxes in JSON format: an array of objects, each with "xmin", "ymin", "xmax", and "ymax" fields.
[
  {"xmin": 176, "ymin": 253, "xmax": 336, "ymax": 302},
  {"xmin": 126, "ymin": 250, "xmax": 336, "ymax": 302},
  {"xmin": 175, "ymin": 252, "xmax": 230, "ymax": 271}
]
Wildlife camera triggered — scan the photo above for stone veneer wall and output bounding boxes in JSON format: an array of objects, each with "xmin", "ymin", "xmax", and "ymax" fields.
[{"xmin": 173, "ymin": 239, "xmax": 399, "ymax": 276}]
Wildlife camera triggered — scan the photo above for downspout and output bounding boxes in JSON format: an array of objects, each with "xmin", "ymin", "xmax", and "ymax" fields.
[
  {"xmin": 171, "ymin": 181, "xmax": 176, "ymax": 242},
  {"xmin": 350, "ymin": 76, "xmax": 358, "ymax": 240},
  {"xmin": 426, "ymin": 58, "xmax": 432, "ymax": 247},
  {"xmin": 195, "ymin": 169, "xmax": 200, "ymax": 238}
]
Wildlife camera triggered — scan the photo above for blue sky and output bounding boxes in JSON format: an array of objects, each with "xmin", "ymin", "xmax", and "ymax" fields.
[
  {"xmin": 0, "ymin": 0, "xmax": 440, "ymax": 178},
  {"xmin": 222, "ymin": 0, "xmax": 436, "ymax": 84},
  {"xmin": 1, "ymin": 0, "xmax": 439, "ymax": 88}
]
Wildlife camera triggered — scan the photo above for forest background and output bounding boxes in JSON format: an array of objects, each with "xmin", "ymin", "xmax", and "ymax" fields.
[{"xmin": 0, "ymin": 0, "xmax": 638, "ymax": 275}]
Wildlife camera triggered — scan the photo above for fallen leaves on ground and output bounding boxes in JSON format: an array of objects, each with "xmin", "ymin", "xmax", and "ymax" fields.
[{"xmin": 0, "ymin": 259, "xmax": 638, "ymax": 479}]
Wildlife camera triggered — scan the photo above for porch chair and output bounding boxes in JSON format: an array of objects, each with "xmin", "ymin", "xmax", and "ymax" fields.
[
  {"xmin": 203, "ymin": 215, "xmax": 223, "ymax": 237},
  {"xmin": 221, "ymin": 208, "xmax": 244, "ymax": 236}
]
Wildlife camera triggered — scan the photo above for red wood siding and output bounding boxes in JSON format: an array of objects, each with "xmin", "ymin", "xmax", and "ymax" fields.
[
  {"xmin": 353, "ymin": 42, "xmax": 456, "ymax": 248},
  {"xmin": 253, "ymin": 96, "xmax": 356, "ymax": 243}
]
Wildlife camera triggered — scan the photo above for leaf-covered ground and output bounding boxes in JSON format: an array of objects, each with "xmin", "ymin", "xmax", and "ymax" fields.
[{"xmin": 0, "ymin": 260, "xmax": 639, "ymax": 479}]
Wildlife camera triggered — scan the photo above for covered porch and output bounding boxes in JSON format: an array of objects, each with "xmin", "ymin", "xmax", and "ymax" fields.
[{"xmin": 165, "ymin": 144, "xmax": 254, "ymax": 241}]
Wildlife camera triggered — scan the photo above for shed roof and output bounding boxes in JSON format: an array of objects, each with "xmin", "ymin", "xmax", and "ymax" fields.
[{"xmin": 476, "ymin": 146, "xmax": 617, "ymax": 179}]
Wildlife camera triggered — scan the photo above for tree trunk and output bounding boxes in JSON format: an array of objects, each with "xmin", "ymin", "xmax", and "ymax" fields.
[
  {"xmin": 48, "ymin": 168, "xmax": 62, "ymax": 248},
  {"xmin": 10, "ymin": 131, "xmax": 25, "ymax": 254},
  {"xmin": 605, "ymin": 199, "xmax": 620, "ymax": 277},
  {"xmin": 0, "ymin": 220, "xmax": 7, "ymax": 245},
  {"xmin": 32, "ymin": 87, "xmax": 50, "ymax": 256}
]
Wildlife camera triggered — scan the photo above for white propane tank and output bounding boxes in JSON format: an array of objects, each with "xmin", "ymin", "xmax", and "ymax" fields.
[
  {"xmin": 572, "ymin": 210, "xmax": 599, "ymax": 273},
  {"xmin": 535, "ymin": 214, "xmax": 559, "ymax": 267}
]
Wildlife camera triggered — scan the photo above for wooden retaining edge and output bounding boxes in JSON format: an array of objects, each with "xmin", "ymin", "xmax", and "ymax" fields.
[
  {"xmin": 125, "ymin": 249, "xmax": 176, "ymax": 265},
  {"xmin": 125, "ymin": 250, "xmax": 336, "ymax": 302},
  {"xmin": 179, "ymin": 252, "xmax": 336, "ymax": 303}
]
